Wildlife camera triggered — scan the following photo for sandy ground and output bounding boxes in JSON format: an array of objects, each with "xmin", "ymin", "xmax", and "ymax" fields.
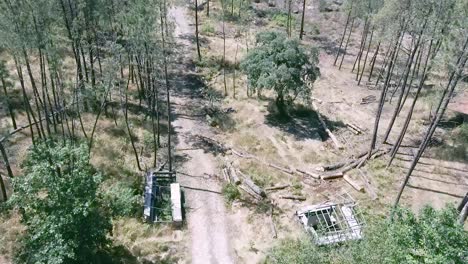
[{"xmin": 169, "ymin": 6, "xmax": 234, "ymax": 264}]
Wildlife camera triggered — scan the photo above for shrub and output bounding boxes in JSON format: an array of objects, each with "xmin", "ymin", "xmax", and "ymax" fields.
[
  {"xmin": 222, "ymin": 183, "xmax": 241, "ymax": 202},
  {"xmin": 102, "ymin": 182, "xmax": 140, "ymax": 217}
]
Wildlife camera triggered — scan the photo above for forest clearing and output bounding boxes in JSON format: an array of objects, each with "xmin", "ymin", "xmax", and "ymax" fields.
[{"xmin": 0, "ymin": 0, "xmax": 467, "ymax": 263}]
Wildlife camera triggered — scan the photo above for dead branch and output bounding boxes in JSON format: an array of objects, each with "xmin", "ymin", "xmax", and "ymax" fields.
[
  {"xmin": 266, "ymin": 184, "xmax": 290, "ymax": 191},
  {"xmin": 296, "ymin": 168, "xmax": 320, "ymax": 179},
  {"xmin": 280, "ymin": 195, "xmax": 306, "ymax": 201}
]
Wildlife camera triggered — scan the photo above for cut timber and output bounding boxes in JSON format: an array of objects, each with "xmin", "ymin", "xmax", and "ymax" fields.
[
  {"xmin": 321, "ymin": 171, "xmax": 344, "ymax": 180},
  {"xmin": 343, "ymin": 175, "xmax": 364, "ymax": 192},
  {"xmin": 312, "ymin": 102, "xmax": 343, "ymax": 149},
  {"xmin": 346, "ymin": 126, "xmax": 360, "ymax": 135},
  {"xmin": 268, "ymin": 163, "xmax": 294, "ymax": 174},
  {"xmin": 238, "ymin": 171, "xmax": 266, "ymax": 197},
  {"xmin": 318, "ymin": 161, "xmax": 350, "ymax": 171},
  {"xmin": 346, "ymin": 122, "xmax": 364, "ymax": 134},
  {"xmin": 222, "ymin": 168, "xmax": 231, "ymax": 183},
  {"xmin": 266, "ymin": 184, "xmax": 290, "ymax": 191},
  {"xmin": 231, "ymin": 148, "xmax": 254, "ymax": 159},
  {"xmin": 228, "ymin": 167, "xmax": 241, "ymax": 185},
  {"xmin": 342, "ymin": 158, "xmax": 364, "ymax": 173},
  {"xmin": 239, "ymin": 184, "xmax": 263, "ymax": 200},
  {"xmin": 296, "ymin": 168, "xmax": 320, "ymax": 179},
  {"xmin": 280, "ymin": 195, "xmax": 306, "ymax": 201}
]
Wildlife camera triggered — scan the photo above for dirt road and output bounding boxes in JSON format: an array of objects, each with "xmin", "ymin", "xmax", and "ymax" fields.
[{"xmin": 169, "ymin": 5, "xmax": 234, "ymax": 264}]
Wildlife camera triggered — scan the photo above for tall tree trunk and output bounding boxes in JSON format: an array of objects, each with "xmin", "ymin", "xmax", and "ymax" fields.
[
  {"xmin": 334, "ymin": 9, "xmax": 351, "ymax": 66},
  {"xmin": 393, "ymin": 37, "xmax": 468, "ymax": 208},
  {"xmin": 358, "ymin": 27, "xmax": 374, "ymax": 85},
  {"xmin": 0, "ymin": 173, "xmax": 7, "ymax": 202},
  {"xmin": 0, "ymin": 142, "xmax": 14, "ymax": 178},
  {"xmin": 299, "ymin": 0, "xmax": 306, "ymax": 40},
  {"xmin": 388, "ymin": 41, "xmax": 433, "ymax": 167},
  {"xmin": 195, "ymin": 0, "xmax": 202, "ymax": 61},
  {"xmin": 161, "ymin": 2, "xmax": 173, "ymax": 172},
  {"xmin": 367, "ymin": 42, "xmax": 380, "ymax": 82},
  {"xmin": 0, "ymin": 76, "xmax": 17, "ymax": 129},
  {"xmin": 382, "ymin": 23, "xmax": 426, "ymax": 143},
  {"xmin": 339, "ymin": 18, "xmax": 355, "ymax": 70}
]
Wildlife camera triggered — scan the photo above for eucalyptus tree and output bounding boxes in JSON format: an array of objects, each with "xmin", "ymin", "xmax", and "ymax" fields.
[{"xmin": 241, "ymin": 31, "xmax": 320, "ymax": 114}]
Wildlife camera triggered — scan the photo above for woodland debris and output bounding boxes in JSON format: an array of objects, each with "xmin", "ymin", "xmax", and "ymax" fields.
[
  {"xmin": 280, "ymin": 195, "xmax": 307, "ymax": 201},
  {"xmin": 228, "ymin": 167, "xmax": 241, "ymax": 185},
  {"xmin": 321, "ymin": 171, "xmax": 344, "ymax": 180},
  {"xmin": 345, "ymin": 122, "xmax": 364, "ymax": 134},
  {"xmin": 265, "ymin": 184, "xmax": 290, "ymax": 191},
  {"xmin": 237, "ymin": 170, "xmax": 266, "ymax": 197},
  {"xmin": 222, "ymin": 168, "xmax": 231, "ymax": 183},
  {"xmin": 268, "ymin": 163, "xmax": 294, "ymax": 174},
  {"xmin": 296, "ymin": 168, "xmax": 321, "ymax": 179},
  {"xmin": 312, "ymin": 102, "xmax": 343, "ymax": 150},
  {"xmin": 343, "ymin": 175, "xmax": 364, "ymax": 192},
  {"xmin": 360, "ymin": 95, "xmax": 376, "ymax": 104},
  {"xmin": 239, "ymin": 184, "xmax": 263, "ymax": 200}
]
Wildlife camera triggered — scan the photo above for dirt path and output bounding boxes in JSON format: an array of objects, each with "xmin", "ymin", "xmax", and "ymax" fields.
[{"xmin": 169, "ymin": 6, "xmax": 234, "ymax": 264}]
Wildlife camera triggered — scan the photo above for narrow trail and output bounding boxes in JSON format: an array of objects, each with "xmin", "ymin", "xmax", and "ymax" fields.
[{"xmin": 169, "ymin": 5, "xmax": 234, "ymax": 264}]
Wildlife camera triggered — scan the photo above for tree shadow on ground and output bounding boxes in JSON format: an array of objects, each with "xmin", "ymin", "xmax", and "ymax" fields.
[{"xmin": 265, "ymin": 100, "xmax": 346, "ymax": 141}]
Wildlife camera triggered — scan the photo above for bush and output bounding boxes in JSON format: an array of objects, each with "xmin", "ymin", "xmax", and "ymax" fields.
[
  {"xmin": 222, "ymin": 183, "xmax": 241, "ymax": 202},
  {"xmin": 102, "ymin": 183, "xmax": 140, "ymax": 217},
  {"xmin": 201, "ymin": 22, "xmax": 215, "ymax": 35}
]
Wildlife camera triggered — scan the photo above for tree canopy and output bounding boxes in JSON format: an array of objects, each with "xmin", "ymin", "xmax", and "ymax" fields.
[
  {"xmin": 10, "ymin": 140, "xmax": 111, "ymax": 264},
  {"xmin": 240, "ymin": 31, "xmax": 320, "ymax": 113}
]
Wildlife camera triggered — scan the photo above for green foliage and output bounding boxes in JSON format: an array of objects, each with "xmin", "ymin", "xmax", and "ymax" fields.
[
  {"xmin": 201, "ymin": 22, "xmax": 215, "ymax": 35},
  {"xmin": 240, "ymin": 31, "xmax": 320, "ymax": 113},
  {"xmin": 102, "ymin": 182, "xmax": 140, "ymax": 218},
  {"xmin": 222, "ymin": 183, "xmax": 241, "ymax": 202},
  {"xmin": 10, "ymin": 140, "xmax": 111, "ymax": 264},
  {"xmin": 268, "ymin": 205, "xmax": 468, "ymax": 264},
  {"xmin": 271, "ymin": 13, "xmax": 291, "ymax": 27}
]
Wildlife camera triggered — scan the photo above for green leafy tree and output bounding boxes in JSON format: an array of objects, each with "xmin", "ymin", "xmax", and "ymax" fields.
[
  {"xmin": 10, "ymin": 140, "xmax": 111, "ymax": 264},
  {"xmin": 240, "ymin": 31, "xmax": 320, "ymax": 114},
  {"xmin": 268, "ymin": 205, "xmax": 468, "ymax": 264}
]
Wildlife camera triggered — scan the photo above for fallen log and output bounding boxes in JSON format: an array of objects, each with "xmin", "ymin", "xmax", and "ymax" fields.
[
  {"xmin": 268, "ymin": 163, "xmax": 294, "ymax": 174},
  {"xmin": 239, "ymin": 184, "xmax": 263, "ymax": 200},
  {"xmin": 343, "ymin": 175, "xmax": 364, "ymax": 192},
  {"xmin": 238, "ymin": 171, "xmax": 266, "ymax": 197},
  {"xmin": 222, "ymin": 168, "xmax": 231, "ymax": 183},
  {"xmin": 266, "ymin": 184, "xmax": 290, "ymax": 191},
  {"xmin": 321, "ymin": 171, "xmax": 344, "ymax": 180},
  {"xmin": 312, "ymin": 102, "xmax": 343, "ymax": 149},
  {"xmin": 296, "ymin": 168, "xmax": 320, "ymax": 179},
  {"xmin": 346, "ymin": 122, "xmax": 364, "ymax": 134},
  {"xmin": 280, "ymin": 195, "xmax": 306, "ymax": 201},
  {"xmin": 228, "ymin": 167, "xmax": 241, "ymax": 185},
  {"xmin": 317, "ymin": 160, "xmax": 350, "ymax": 171},
  {"xmin": 342, "ymin": 157, "xmax": 364, "ymax": 173}
]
